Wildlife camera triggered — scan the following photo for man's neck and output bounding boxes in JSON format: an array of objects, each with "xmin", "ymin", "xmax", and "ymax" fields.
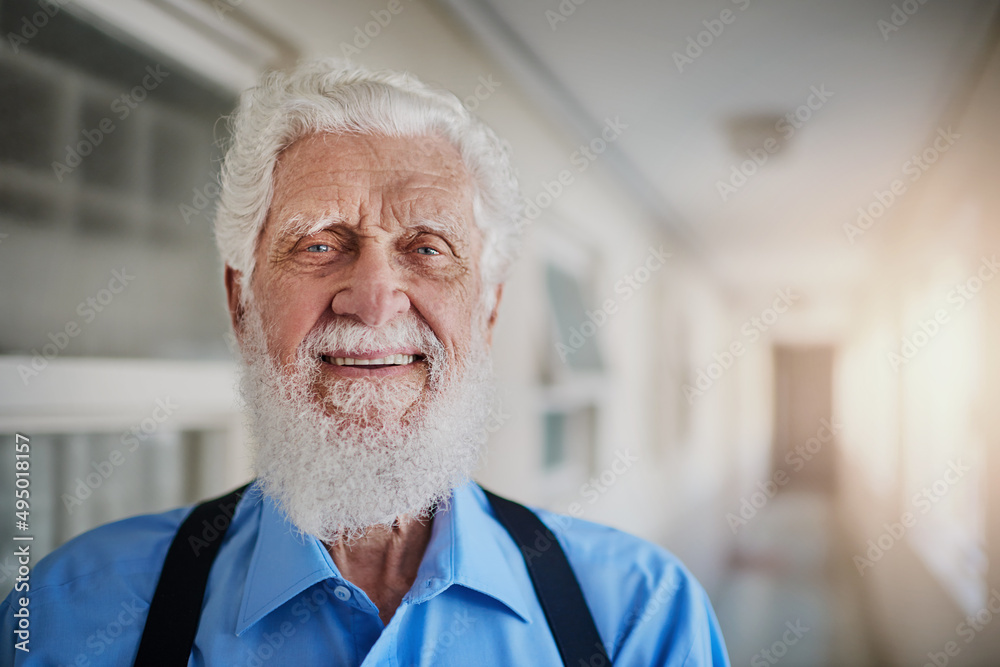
[{"xmin": 326, "ymin": 515, "xmax": 434, "ymax": 626}]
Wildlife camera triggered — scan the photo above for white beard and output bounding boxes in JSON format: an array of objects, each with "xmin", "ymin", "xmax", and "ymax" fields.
[{"xmin": 236, "ymin": 302, "xmax": 495, "ymax": 545}]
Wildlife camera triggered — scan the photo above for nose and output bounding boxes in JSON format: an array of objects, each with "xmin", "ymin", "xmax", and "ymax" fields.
[{"xmin": 330, "ymin": 245, "xmax": 410, "ymax": 327}]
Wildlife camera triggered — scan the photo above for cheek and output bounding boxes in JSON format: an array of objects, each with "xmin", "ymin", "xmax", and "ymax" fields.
[
  {"xmin": 256, "ymin": 276, "xmax": 330, "ymax": 364},
  {"xmin": 418, "ymin": 281, "xmax": 483, "ymax": 355}
]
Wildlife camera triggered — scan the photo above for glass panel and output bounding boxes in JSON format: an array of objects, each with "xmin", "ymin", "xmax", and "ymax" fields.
[
  {"xmin": 542, "ymin": 405, "xmax": 597, "ymax": 473},
  {"xmin": 543, "ymin": 411, "xmax": 566, "ymax": 469},
  {"xmin": 0, "ymin": 0, "xmax": 237, "ymax": 359},
  {"xmin": 545, "ymin": 263, "xmax": 604, "ymax": 371}
]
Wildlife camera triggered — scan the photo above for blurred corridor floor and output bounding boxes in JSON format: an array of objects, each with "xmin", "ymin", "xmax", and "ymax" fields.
[{"xmin": 714, "ymin": 491, "xmax": 879, "ymax": 667}]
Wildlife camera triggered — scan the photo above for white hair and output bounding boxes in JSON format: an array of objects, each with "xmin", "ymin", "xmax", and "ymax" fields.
[{"xmin": 214, "ymin": 58, "xmax": 523, "ymax": 309}]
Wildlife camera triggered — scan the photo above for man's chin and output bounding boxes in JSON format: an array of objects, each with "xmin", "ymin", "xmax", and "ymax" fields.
[
  {"xmin": 313, "ymin": 377, "xmax": 429, "ymax": 428},
  {"xmin": 313, "ymin": 406, "xmax": 414, "ymax": 435}
]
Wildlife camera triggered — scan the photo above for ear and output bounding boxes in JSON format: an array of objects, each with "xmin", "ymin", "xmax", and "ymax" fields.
[
  {"xmin": 224, "ymin": 265, "xmax": 245, "ymax": 333},
  {"xmin": 484, "ymin": 283, "xmax": 504, "ymax": 347}
]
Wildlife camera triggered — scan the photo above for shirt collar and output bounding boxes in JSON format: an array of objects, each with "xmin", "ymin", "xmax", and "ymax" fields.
[
  {"xmin": 407, "ymin": 482, "xmax": 533, "ymax": 623},
  {"xmin": 235, "ymin": 481, "xmax": 533, "ymax": 635},
  {"xmin": 236, "ymin": 487, "xmax": 340, "ymax": 635}
]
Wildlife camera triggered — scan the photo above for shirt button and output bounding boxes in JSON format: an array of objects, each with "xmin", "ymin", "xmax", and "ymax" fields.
[{"xmin": 333, "ymin": 585, "xmax": 351, "ymax": 601}]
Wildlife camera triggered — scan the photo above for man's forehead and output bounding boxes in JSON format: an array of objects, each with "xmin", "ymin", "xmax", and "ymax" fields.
[
  {"xmin": 273, "ymin": 132, "xmax": 471, "ymax": 188},
  {"xmin": 266, "ymin": 132, "xmax": 476, "ymax": 237}
]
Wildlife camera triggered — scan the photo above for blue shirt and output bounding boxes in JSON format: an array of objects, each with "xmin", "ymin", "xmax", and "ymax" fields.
[{"xmin": 2, "ymin": 481, "xmax": 729, "ymax": 666}]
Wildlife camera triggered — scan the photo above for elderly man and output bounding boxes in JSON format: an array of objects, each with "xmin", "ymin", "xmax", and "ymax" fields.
[{"xmin": 1, "ymin": 60, "xmax": 728, "ymax": 665}]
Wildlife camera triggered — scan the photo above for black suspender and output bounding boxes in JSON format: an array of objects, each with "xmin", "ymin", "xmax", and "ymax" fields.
[
  {"xmin": 133, "ymin": 483, "xmax": 612, "ymax": 666},
  {"xmin": 133, "ymin": 483, "xmax": 250, "ymax": 667},
  {"xmin": 481, "ymin": 488, "xmax": 612, "ymax": 666}
]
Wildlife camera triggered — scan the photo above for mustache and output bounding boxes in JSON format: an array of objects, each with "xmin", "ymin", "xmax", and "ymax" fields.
[{"xmin": 297, "ymin": 314, "xmax": 448, "ymax": 370}]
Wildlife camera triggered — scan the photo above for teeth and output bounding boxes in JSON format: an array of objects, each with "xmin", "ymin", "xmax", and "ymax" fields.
[{"xmin": 329, "ymin": 354, "xmax": 415, "ymax": 366}]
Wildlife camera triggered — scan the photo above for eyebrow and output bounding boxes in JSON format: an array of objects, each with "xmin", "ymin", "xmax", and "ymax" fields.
[
  {"xmin": 409, "ymin": 215, "xmax": 466, "ymax": 239},
  {"xmin": 276, "ymin": 212, "xmax": 347, "ymax": 239},
  {"xmin": 275, "ymin": 212, "xmax": 469, "ymax": 240}
]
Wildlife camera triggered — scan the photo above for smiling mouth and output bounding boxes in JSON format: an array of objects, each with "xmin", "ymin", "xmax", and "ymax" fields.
[{"xmin": 320, "ymin": 354, "xmax": 424, "ymax": 369}]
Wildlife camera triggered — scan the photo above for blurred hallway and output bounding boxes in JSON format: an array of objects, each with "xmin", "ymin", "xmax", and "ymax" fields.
[
  {"xmin": 716, "ymin": 490, "xmax": 878, "ymax": 667},
  {"xmin": 714, "ymin": 341, "xmax": 873, "ymax": 666}
]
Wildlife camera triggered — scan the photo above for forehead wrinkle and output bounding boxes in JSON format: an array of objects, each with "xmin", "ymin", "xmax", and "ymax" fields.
[
  {"xmin": 266, "ymin": 133, "xmax": 477, "ymax": 246},
  {"xmin": 281, "ymin": 132, "xmax": 468, "ymax": 184},
  {"xmin": 388, "ymin": 180, "xmax": 473, "ymax": 228}
]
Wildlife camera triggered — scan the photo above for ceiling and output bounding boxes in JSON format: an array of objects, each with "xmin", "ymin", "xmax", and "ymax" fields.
[{"xmin": 438, "ymin": 0, "xmax": 1000, "ymax": 312}]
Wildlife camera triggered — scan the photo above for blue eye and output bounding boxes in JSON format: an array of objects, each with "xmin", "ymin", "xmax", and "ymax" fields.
[
  {"xmin": 306, "ymin": 244, "xmax": 331, "ymax": 253},
  {"xmin": 415, "ymin": 247, "xmax": 440, "ymax": 256}
]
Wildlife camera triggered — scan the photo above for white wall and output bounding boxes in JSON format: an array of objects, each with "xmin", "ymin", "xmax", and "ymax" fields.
[{"xmin": 834, "ymin": 34, "xmax": 1000, "ymax": 666}]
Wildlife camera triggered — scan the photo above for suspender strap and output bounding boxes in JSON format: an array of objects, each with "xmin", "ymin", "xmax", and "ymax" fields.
[
  {"xmin": 134, "ymin": 483, "xmax": 611, "ymax": 666},
  {"xmin": 482, "ymin": 487, "xmax": 613, "ymax": 666},
  {"xmin": 133, "ymin": 482, "xmax": 252, "ymax": 667}
]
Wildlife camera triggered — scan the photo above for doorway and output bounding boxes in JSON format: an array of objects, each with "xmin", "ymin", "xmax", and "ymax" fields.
[{"xmin": 772, "ymin": 345, "xmax": 837, "ymax": 494}]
